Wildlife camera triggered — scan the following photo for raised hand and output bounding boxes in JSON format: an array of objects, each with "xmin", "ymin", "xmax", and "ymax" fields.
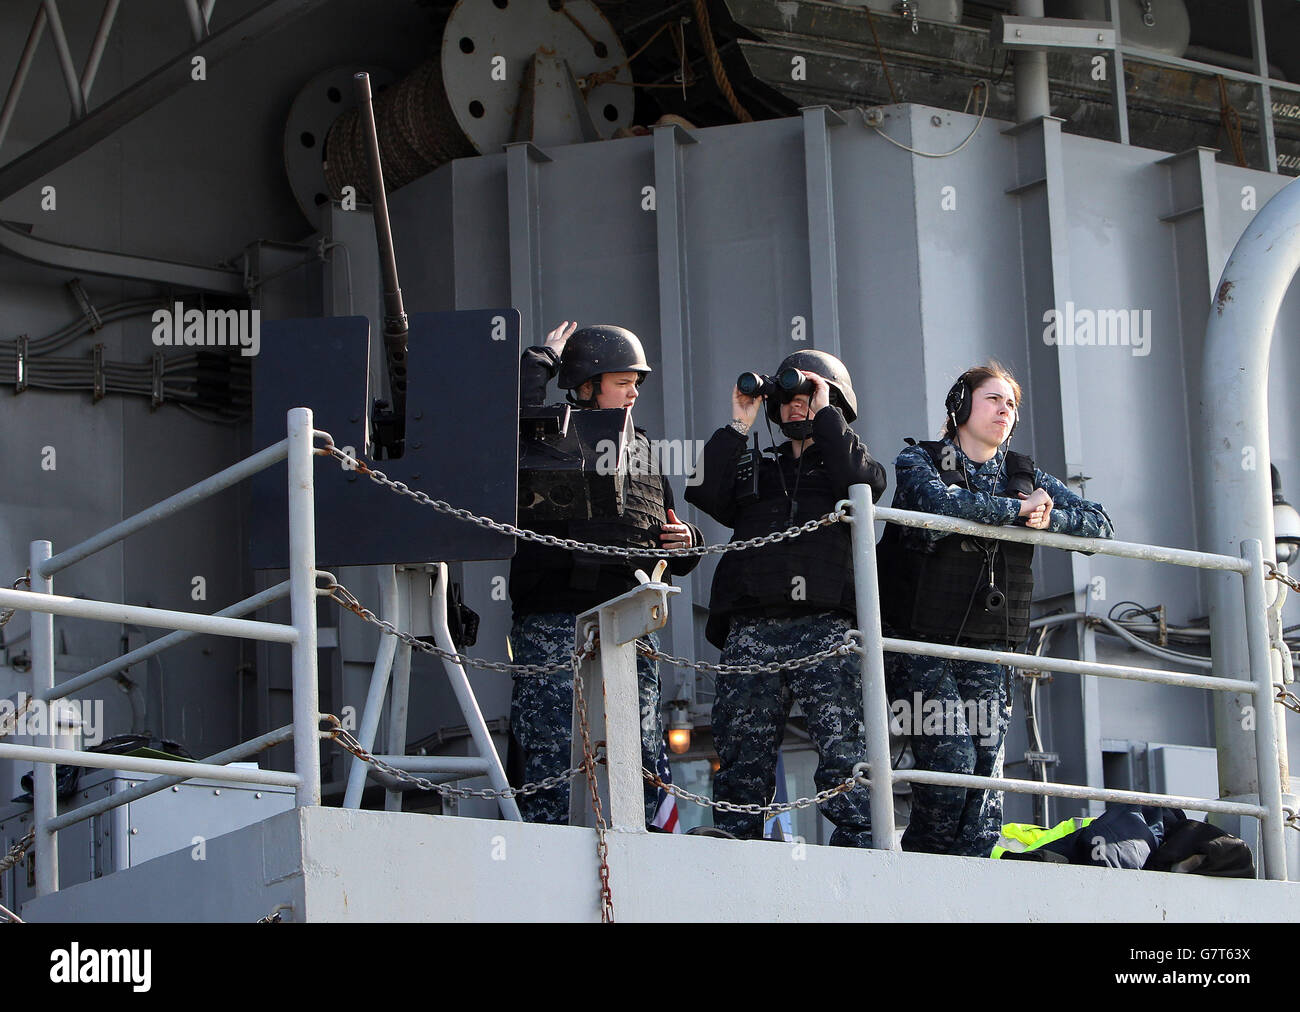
[
  {"xmin": 545, "ymin": 320, "xmax": 578, "ymax": 355},
  {"xmin": 731, "ymin": 385, "xmax": 762, "ymax": 429}
]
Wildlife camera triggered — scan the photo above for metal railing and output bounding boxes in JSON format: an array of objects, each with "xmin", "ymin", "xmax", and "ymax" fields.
[
  {"xmin": 843, "ymin": 483, "xmax": 1291, "ymax": 881},
  {"xmin": 0, "ymin": 407, "xmax": 322, "ymax": 897}
]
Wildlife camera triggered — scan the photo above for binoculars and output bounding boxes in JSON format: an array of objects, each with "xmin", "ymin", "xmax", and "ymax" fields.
[{"xmin": 736, "ymin": 367, "xmax": 813, "ymax": 399}]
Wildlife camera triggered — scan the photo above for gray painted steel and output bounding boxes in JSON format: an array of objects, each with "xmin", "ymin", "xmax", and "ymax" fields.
[
  {"xmin": 21, "ymin": 807, "xmax": 1300, "ymax": 923},
  {"xmin": 2, "ymin": 0, "xmax": 1299, "ymax": 883}
]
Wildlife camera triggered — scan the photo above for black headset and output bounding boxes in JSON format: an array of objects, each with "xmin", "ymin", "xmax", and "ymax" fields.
[
  {"xmin": 946, "ymin": 374, "xmax": 1017, "ymax": 440},
  {"xmin": 945, "ymin": 377, "xmax": 973, "ymax": 428}
]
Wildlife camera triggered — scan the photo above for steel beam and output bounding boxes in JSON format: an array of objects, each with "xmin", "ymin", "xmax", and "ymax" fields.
[
  {"xmin": 505, "ymin": 141, "xmax": 551, "ymax": 347},
  {"xmin": 0, "ymin": 7, "xmax": 49, "ymax": 153},
  {"xmin": 0, "ymin": 0, "xmax": 326, "ymax": 201},
  {"xmin": 801, "ymin": 106, "xmax": 845, "ymax": 360},
  {"xmin": 1013, "ymin": 1, "xmax": 1051, "ymax": 122},
  {"xmin": 651, "ymin": 121, "xmax": 701, "ymax": 667},
  {"xmin": 0, "ymin": 219, "xmax": 245, "ymax": 293},
  {"xmin": 1248, "ymin": 0, "xmax": 1277, "ymax": 174},
  {"xmin": 1105, "ymin": 0, "xmax": 1129, "ymax": 144},
  {"xmin": 81, "ymin": 0, "xmax": 122, "ymax": 103}
]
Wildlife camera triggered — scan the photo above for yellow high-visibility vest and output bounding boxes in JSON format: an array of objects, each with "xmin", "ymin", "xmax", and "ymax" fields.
[{"xmin": 991, "ymin": 817, "xmax": 1095, "ymax": 859}]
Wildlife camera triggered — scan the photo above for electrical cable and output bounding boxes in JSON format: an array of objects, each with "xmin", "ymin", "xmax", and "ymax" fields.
[{"xmin": 860, "ymin": 78, "xmax": 990, "ymax": 158}]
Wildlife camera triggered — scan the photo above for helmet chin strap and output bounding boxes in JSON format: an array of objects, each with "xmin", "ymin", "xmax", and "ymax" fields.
[
  {"xmin": 778, "ymin": 419, "xmax": 814, "ymax": 439},
  {"xmin": 567, "ymin": 375, "xmax": 602, "ymax": 409}
]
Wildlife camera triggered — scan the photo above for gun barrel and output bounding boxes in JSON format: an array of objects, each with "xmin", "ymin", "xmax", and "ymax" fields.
[{"xmin": 352, "ymin": 72, "xmax": 408, "ymax": 424}]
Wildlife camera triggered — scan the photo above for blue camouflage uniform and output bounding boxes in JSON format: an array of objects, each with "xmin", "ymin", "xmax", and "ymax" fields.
[
  {"xmin": 510, "ymin": 614, "xmax": 663, "ymax": 825},
  {"xmin": 687, "ymin": 406, "xmax": 887, "ymax": 846},
  {"xmin": 884, "ymin": 437, "xmax": 1113, "ymax": 856},
  {"xmin": 508, "ymin": 345, "xmax": 701, "ymax": 827}
]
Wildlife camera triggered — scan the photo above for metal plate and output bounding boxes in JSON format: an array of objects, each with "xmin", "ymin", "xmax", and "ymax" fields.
[
  {"xmin": 250, "ymin": 311, "xmax": 520, "ymax": 567},
  {"xmin": 283, "ymin": 64, "xmax": 396, "ymax": 223},
  {"xmin": 441, "ymin": 0, "xmax": 633, "ymax": 153}
]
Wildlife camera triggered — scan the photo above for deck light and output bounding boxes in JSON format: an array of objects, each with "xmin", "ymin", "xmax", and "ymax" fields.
[
  {"xmin": 667, "ymin": 701, "xmax": 692, "ymax": 754},
  {"xmin": 1272, "ymin": 466, "xmax": 1300, "ymax": 564}
]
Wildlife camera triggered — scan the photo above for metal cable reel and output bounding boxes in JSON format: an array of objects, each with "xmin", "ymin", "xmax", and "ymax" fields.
[
  {"xmin": 283, "ymin": 65, "xmax": 397, "ymax": 222},
  {"xmin": 439, "ymin": 0, "xmax": 635, "ymax": 153},
  {"xmin": 283, "ymin": 0, "xmax": 634, "ymax": 221}
]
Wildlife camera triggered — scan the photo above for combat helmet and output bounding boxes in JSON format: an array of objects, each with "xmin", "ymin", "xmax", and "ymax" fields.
[
  {"xmin": 557, "ymin": 325, "xmax": 652, "ymax": 406},
  {"xmin": 764, "ymin": 349, "xmax": 858, "ymax": 425}
]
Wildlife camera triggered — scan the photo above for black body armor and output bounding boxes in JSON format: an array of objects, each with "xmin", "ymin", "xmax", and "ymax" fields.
[
  {"xmin": 878, "ymin": 442, "xmax": 1037, "ymax": 647},
  {"xmin": 704, "ymin": 450, "xmax": 854, "ymax": 647}
]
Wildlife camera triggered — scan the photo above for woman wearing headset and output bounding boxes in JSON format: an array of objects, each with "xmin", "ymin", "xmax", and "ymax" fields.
[{"xmin": 877, "ymin": 363, "xmax": 1113, "ymax": 857}]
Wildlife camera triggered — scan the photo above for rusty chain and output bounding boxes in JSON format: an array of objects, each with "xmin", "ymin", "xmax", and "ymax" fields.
[
  {"xmin": 321, "ymin": 714, "xmax": 594, "ymax": 801},
  {"xmin": 320, "ymin": 575, "xmax": 595, "ymax": 676},
  {"xmin": 317, "ymin": 441, "xmax": 846, "ymax": 560},
  {"xmin": 643, "ymin": 768, "xmax": 863, "ymax": 817},
  {"xmin": 1276, "ymin": 685, "xmax": 1300, "ymax": 715},
  {"xmin": 0, "ymin": 573, "xmax": 31, "ymax": 630},
  {"xmin": 1266, "ymin": 563, "xmax": 1300, "ymax": 594},
  {"xmin": 0, "ymin": 829, "xmax": 34, "ymax": 875},
  {"xmin": 326, "ymin": 573, "xmax": 860, "ymax": 683},
  {"xmin": 570, "ymin": 626, "xmax": 614, "ymax": 923},
  {"xmin": 639, "ymin": 630, "xmax": 861, "ymax": 675},
  {"xmin": 0, "ymin": 694, "xmax": 34, "ymax": 741}
]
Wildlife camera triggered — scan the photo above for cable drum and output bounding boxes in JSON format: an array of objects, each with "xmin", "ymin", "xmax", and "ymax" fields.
[
  {"xmin": 310, "ymin": 0, "xmax": 632, "ymax": 211},
  {"xmin": 321, "ymin": 59, "xmax": 473, "ymax": 206}
]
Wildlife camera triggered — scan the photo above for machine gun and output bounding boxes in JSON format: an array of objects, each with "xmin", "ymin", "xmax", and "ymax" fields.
[{"xmin": 353, "ymin": 71, "xmax": 408, "ymax": 459}]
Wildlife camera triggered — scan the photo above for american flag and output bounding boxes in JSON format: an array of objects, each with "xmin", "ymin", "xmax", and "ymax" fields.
[{"xmin": 651, "ymin": 740, "xmax": 680, "ymax": 833}]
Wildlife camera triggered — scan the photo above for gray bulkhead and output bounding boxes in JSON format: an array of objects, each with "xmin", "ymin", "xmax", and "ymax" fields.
[{"xmin": 1, "ymin": 0, "xmax": 1297, "ymax": 836}]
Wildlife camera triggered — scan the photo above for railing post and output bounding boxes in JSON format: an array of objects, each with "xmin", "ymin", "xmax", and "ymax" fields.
[
  {"xmin": 287, "ymin": 407, "xmax": 320, "ymax": 806},
  {"xmin": 342, "ymin": 566, "xmax": 400, "ymax": 809},
  {"xmin": 1241, "ymin": 538, "xmax": 1288, "ymax": 880},
  {"xmin": 29, "ymin": 539, "xmax": 58, "ymax": 895},
  {"xmin": 847, "ymin": 484, "xmax": 898, "ymax": 851},
  {"xmin": 571, "ymin": 582, "xmax": 677, "ymax": 831}
]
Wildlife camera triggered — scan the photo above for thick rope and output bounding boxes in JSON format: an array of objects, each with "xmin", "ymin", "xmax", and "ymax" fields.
[{"xmin": 692, "ymin": 0, "xmax": 753, "ymax": 123}]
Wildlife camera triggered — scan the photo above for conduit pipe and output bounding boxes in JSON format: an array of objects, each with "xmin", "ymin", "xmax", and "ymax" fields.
[{"xmin": 1197, "ymin": 176, "xmax": 1300, "ymax": 803}]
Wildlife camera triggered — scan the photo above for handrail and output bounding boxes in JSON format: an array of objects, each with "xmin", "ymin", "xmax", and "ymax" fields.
[
  {"xmin": 0, "ymin": 408, "xmax": 321, "ymax": 899},
  {"xmin": 846, "ymin": 483, "xmax": 1291, "ymax": 880},
  {"xmin": 871, "ymin": 503, "xmax": 1247, "ymax": 572}
]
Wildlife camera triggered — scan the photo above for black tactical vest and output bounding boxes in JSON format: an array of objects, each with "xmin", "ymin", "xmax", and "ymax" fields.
[
  {"xmin": 566, "ymin": 432, "xmax": 667, "ymax": 584},
  {"xmin": 705, "ymin": 448, "xmax": 854, "ymax": 647},
  {"xmin": 878, "ymin": 441, "xmax": 1036, "ymax": 647}
]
